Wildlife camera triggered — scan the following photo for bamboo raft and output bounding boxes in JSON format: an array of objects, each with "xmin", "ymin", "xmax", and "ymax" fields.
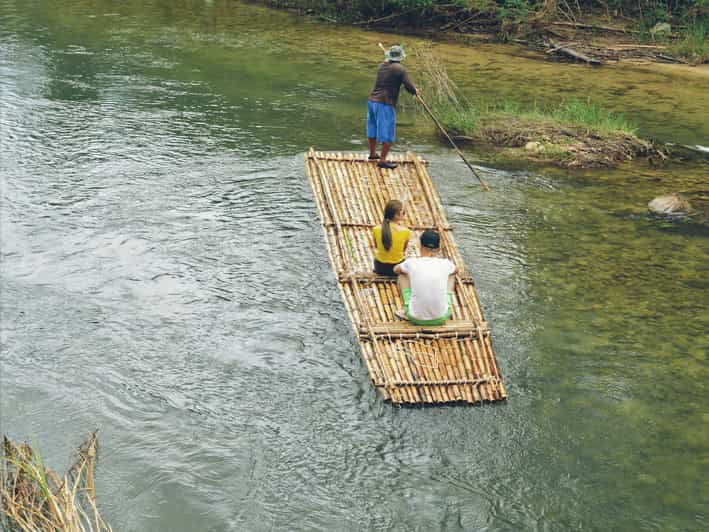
[{"xmin": 305, "ymin": 148, "xmax": 506, "ymax": 405}]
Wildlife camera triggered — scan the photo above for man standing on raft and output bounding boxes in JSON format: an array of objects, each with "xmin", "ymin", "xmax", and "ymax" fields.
[{"xmin": 367, "ymin": 45, "xmax": 418, "ymax": 170}]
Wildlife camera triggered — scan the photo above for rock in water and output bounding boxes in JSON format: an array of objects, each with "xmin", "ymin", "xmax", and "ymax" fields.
[{"xmin": 648, "ymin": 193, "xmax": 693, "ymax": 216}]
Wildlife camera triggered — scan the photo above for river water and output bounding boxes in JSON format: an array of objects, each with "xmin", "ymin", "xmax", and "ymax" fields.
[{"xmin": 1, "ymin": 1, "xmax": 708, "ymax": 530}]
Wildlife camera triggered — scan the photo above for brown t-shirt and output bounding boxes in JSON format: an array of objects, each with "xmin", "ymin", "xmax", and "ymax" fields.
[{"xmin": 368, "ymin": 61, "xmax": 416, "ymax": 107}]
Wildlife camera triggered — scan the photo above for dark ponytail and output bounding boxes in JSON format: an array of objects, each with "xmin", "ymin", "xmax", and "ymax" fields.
[{"xmin": 381, "ymin": 200, "xmax": 403, "ymax": 251}]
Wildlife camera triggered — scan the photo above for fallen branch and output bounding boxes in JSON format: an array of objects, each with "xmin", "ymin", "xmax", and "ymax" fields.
[
  {"xmin": 548, "ymin": 39, "xmax": 602, "ymax": 65},
  {"xmin": 353, "ymin": 10, "xmax": 414, "ymax": 26},
  {"xmin": 442, "ymin": 12, "xmax": 485, "ymax": 33},
  {"xmin": 656, "ymin": 53, "xmax": 690, "ymax": 64},
  {"xmin": 550, "ymin": 21, "xmax": 636, "ymax": 33},
  {"xmin": 354, "ymin": 4, "xmax": 459, "ymax": 26},
  {"xmin": 607, "ymin": 44, "xmax": 667, "ymax": 49}
]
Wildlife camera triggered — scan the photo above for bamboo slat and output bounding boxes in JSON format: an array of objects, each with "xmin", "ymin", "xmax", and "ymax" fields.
[{"xmin": 305, "ymin": 148, "xmax": 506, "ymax": 405}]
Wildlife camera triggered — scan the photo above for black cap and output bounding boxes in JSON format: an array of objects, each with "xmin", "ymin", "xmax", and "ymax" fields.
[{"xmin": 420, "ymin": 229, "xmax": 440, "ymax": 249}]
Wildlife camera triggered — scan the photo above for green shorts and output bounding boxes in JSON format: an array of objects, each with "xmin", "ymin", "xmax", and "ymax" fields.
[{"xmin": 402, "ymin": 288, "xmax": 453, "ymax": 326}]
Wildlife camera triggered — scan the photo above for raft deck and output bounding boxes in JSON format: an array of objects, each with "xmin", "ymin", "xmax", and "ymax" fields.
[{"xmin": 305, "ymin": 148, "xmax": 506, "ymax": 405}]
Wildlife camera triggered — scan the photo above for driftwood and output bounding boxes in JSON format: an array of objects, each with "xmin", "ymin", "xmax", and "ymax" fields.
[
  {"xmin": 353, "ymin": 10, "xmax": 415, "ymax": 26},
  {"xmin": 548, "ymin": 39, "xmax": 602, "ymax": 65},
  {"xmin": 607, "ymin": 44, "xmax": 667, "ymax": 49},
  {"xmin": 353, "ymin": 3, "xmax": 460, "ymax": 26},
  {"xmin": 550, "ymin": 21, "xmax": 636, "ymax": 33},
  {"xmin": 656, "ymin": 53, "xmax": 690, "ymax": 64},
  {"xmin": 441, "ymin": 12, "xmax": 486, "ymax": 32}
]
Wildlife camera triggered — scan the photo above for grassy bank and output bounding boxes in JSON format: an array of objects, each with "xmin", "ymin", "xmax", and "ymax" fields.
[
  {"xmin": 667, "ymin": 15, "xmax": 709, "ymax": 63},
  {"xmin": 411, "ymin": 46, "xmax": 663, "ymax": 168},
  {"xmin": 430, "ymin": 97, "xmax": 660, "ymax": 168},
  {"xmin": 434, "ymin": 98, "xmax": 637, "ymax": 138}
]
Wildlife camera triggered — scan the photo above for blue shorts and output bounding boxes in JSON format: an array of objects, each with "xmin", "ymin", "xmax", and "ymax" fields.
[{"xmin": 366, "ymin": 101, "xmax": 396, "ymax": 144}]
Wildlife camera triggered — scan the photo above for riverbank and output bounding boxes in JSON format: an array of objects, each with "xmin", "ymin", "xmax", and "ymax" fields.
[
  {"xmin": 264, "ymin": 1, "xmax": 708, "ymax": 66},
  {"xmin": 260, "ymin": 2, "xmax": 701, "ymax": 166},
  {"xmin": 455, "ymin": 117, "xmax": 663, "ymax": 168},
  {"xmin": 431, "ymin": 101, "xmax": 665, "ymax": 169},
  {"xmin": 412, "ymin": 46, "xmax": 666, "ymax": 168}
]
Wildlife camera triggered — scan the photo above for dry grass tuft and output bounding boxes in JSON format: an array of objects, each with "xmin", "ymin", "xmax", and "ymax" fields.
[
  {"xmin": 411, "ymin": 43, "xmax": 467, "ymax": 109},
  {"xmin": 1, "ymin": 432, "xmax": 111, "ymax": 531}
]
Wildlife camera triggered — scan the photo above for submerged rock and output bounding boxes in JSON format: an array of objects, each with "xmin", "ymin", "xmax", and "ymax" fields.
[
  {"xmin": 648, "ymin": 193, "xmax": 693, "ymax": 216},
  {"xmin": 648, "ymin": 192, "xmax": 709, "ymax": 228}
]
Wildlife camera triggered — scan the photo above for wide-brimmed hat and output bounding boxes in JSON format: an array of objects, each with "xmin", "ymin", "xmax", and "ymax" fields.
[{"xmin": 385, "ymin": 45, "xmax": 406, "ymax": 62}]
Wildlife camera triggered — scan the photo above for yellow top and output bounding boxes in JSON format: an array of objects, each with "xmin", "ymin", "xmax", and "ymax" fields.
[{"xmin": 372, "ymin": 224, "xmax": 410, "ymax": 264}]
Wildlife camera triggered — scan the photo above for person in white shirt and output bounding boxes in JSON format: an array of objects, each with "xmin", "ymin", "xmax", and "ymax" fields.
[{"xmin": 393, "ymin": 229, "xmax": 456, "ymax": 326}]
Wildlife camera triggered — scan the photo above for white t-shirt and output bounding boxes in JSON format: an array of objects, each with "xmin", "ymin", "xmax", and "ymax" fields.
[{"xmin": 399, "ymin": 257, "xmax": 456, "ymax": 320}]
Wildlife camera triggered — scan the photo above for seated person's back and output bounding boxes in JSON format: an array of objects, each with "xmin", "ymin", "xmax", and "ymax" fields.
[
  {"xmin": 394, "ymin": 229, "xmax": 456, "ymax": 326},
  {"xmin": 399, "ymin": 256, "xmax": 454, "ymax": 321},
  {"xmin": 372, "ymin": 199, "xmax": 410, "ymax": 276},
  {"xmin": 373, "ymin": 225, "xmax": 409, "ymax": 263}
]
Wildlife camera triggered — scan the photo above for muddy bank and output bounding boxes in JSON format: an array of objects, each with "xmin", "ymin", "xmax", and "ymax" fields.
[
  {"xmin": 266, "ymin": 2, "xmax": 707, "ymax": 68},
  {"xmin": 451, "ymin": 119, "xmax": 665, "ymax": 168}
]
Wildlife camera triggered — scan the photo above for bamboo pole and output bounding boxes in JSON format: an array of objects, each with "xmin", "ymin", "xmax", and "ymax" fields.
[
  {"xmin": 348, "ymin": 162, "xmax": 375, "ymax": 225},
  {"xmin": 310, "ymin": 150, "xmax": 400, "ymax": 400},
  {"xmin": 393, "ymin": 341, "xmax": 418, "ymax": 403},
  {"xmin": 413, "ymin": 338, "xmax": 437, "ymax": 403},
  {"xmin": 439, "ymin": 337, "xmax": 461, "ymax": 401},
  {"xmin": 469, "ymin": 339, "xmax": 491, "ymax": 401},
  {"xmin": 360, "ymin": 341, "xmax": 380, "ymax": 385},
  {"xmin": 441, "ymin": 339, "xmax": 464, "ymax": 401},
  {"xmin": 334, "ymin": 155, "xmax": 359, "ymax": 226},
  {"xmin": 450, "ymin": 339, "xmax": 474, "ymax": 403},
  {"xmin": 393, "ymin": 339, "xmax": 419, "ymax": 403},
  {"xmin": 449, "ymin": 339, "xmax": 470, "ymax": 402},
  {"xmin": 386, "ymin": 341, "xmax": 412, "ymax": 403},
  {"xmin": 429, "ymin": 341, "xmax": 449, "ymax": 403},
  {"xmin": 414, "ymin": 340, "xmax": 439, "ymax": 403},
  {"xmin": 374, "ymin": 377, "xmax": 497, "ymax": 387},
  {"xmin": 416, "ymin": 93, "xmax": 491, "ymax": 191}
]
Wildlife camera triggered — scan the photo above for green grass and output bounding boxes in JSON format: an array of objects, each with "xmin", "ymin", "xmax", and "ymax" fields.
[
  {"xmin": 670, "ymin": 18, "xmax": 709, "ymax": 64},
  {"xmin": 549, "ymin": 99, "xmax": 638, "ymax": 135},
  {"xmin": 432, "ymin": 101, "xmax": 479, "ymax": 135},
  {"xmin": 431, "ymin": 98, "xmax": 638, "ymax": 138},
  {"xmin": 537, "ymin": 143, "xmax": 574, "ymax": 161}
]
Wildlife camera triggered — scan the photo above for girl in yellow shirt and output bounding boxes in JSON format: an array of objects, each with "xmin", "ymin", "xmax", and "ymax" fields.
[{"xmin": 372, "ymin": 200, "xmax": 410, "ymax": 276}]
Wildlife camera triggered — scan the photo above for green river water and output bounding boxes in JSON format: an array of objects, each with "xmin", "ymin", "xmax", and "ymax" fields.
[{"xmin": 1, "ymin": 1, "xmax": 708, "ymax": 530}]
